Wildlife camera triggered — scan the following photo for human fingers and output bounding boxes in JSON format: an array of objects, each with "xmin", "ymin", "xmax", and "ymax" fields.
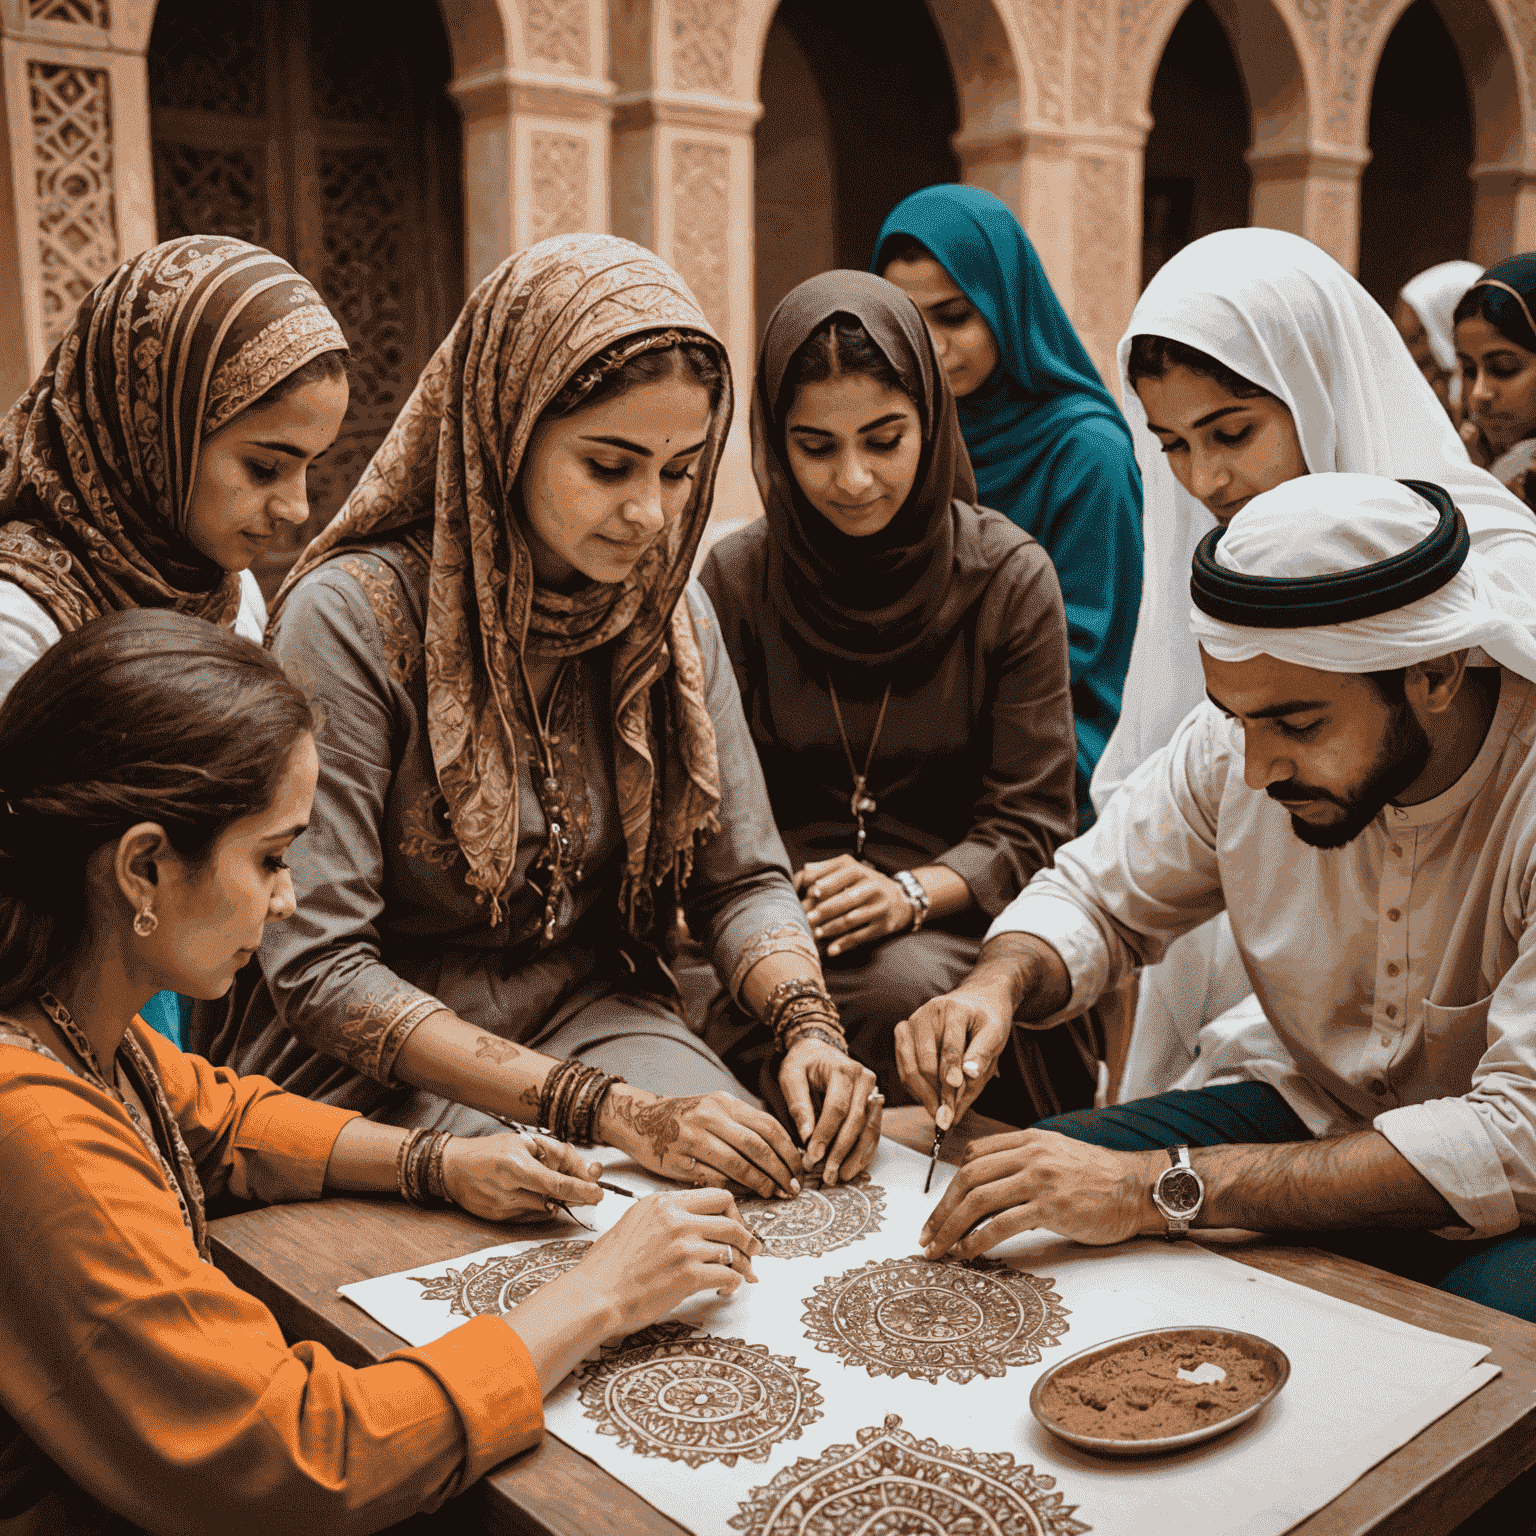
[
  {"xmin": 776, "ymin": 1052, "xmax": 819, "ymax": 1145},
  {"xmin": 839, "ymin": 1091, "xmax": 884, "ymax": 1180},
  {"xmin": 825, "ymin": 917, "xmax": 886, "ymax": 958},
  {"xmin": 936, "ymin": 1008, "xmax": 974, "ymax": 1128},
  {"xmin": 707, "ymin": 1107, "xmax": 802, "ymax": 1196},
  {"xmin": 921, "ymin": 1145, "xmax": 1029, "ymax": 1241},
  {"xmin": 823, "ymin": 1065, "xmax": 878, "ymax": 1184},
  {"xmin": 804, "ymin": 1059, "xmax": 857, "ymax": 1170},
  {"xmin": 807, "ymin": 881, "xmax": 875, "ymax": 933},
  {"xmin": 921, "ymin": 1168, "xmax": 1033, "ymax": 1258},
  {"xmin": 521, "ymin": 1133, "xmax": 605, "ymax": 1201},
  {"xmin": 960, "ymin": 1129, "xmax": 1034, "ymax": 1162},
  {"xmin": 892, "ymin": 1019, "xmax": 939, "ymax": 1116},
  {"xmin": 907, "ymin": 1003, "xmax": 945, "ymax": 1112},
  {"xmin": 949, "ymin": 1203, "xmax": 1037, "ymax": 1261}
]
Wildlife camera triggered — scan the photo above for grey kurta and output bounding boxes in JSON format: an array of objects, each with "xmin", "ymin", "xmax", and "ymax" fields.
[{"xmin": 192, "ymin": 540, "xmax": 814, "ymax": 1121}]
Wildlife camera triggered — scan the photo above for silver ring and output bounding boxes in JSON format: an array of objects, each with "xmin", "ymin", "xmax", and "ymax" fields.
[
  {"xmin": 682, "ymin": 1154, "xmax": 695, "ymax": 1171},
  {"xmin": 720, "ymin": 1244, "xmax": 733, "ymax": 1267}
]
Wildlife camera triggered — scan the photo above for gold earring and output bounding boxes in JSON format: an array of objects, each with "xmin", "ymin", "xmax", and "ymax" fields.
[{"xmin": 133, "ymin": 904, "xmax": 158, "ymax": 938}]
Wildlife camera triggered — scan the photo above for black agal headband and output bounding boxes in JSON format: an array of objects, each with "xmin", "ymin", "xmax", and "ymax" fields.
[{"xmin": 1190, "ymin": 479, "xmax": 1470, "ymax": 629}]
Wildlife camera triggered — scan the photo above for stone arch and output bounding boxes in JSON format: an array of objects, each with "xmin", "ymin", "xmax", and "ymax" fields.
[{"xmin": 1125, "ymin": 0, "xmax": 1314, "ymax": 158}]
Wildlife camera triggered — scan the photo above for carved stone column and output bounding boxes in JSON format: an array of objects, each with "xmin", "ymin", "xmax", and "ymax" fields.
[
  {"xmin": 1247, "ymin": 145, "xmax": 1372, "ymax": 272},
  {"xmin": 448, "ymin": 0, "xmax": 612, "ymax": 288},
  {"xmin": 609, "ymin": 0, "xmax": 762, "ymax": 525},
  {"xmin": 0, "ymin": 0, "xmax": 157, "ymax": 397},
  {"xmin": 1470, "ymin": 161, "xmax": 1536, "ymax": 264}
]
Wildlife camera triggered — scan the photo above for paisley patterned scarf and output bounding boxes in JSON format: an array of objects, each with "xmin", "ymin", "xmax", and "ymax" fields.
[
  {"xmin": 273, "ymin": 234, "xmax": 729, "ymax": 928},
  {"xmin": 0, "ymin": 235, "xmax": 347, "ymax": 633}
]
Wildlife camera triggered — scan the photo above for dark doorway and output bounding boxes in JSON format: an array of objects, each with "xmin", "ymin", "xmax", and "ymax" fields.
[
  {"xmin": 1358, "ymin": 0, "xmax": 1474, "ymax": 311},
  {"xmin": 1141, "ymin": 0, "xmax": 1251, "ymax": 287},
  {"xmin": 148, "ymin": 0, "xmax": 463, "ymax": 597},
  {"xmin": 754, "ymin": 0, "xmax": 959, "ymax": 339}
]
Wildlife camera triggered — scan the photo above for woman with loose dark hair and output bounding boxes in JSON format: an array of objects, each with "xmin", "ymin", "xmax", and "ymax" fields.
[
  {"xmin": 0, "ymin": 608, "xmax": 763, "ymax": 1535},
  {"xmin": 700, "ymin": 271, "xmax": 1093, "ymax": 1123},
  {"xmin": 196, "ymin": 234, "xmax": 883, "ymax": 1194}
]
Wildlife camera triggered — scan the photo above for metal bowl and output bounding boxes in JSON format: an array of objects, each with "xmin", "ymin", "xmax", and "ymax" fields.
[{"xmin": 1029, "ymin": 1326, "xmax": 1290, "ymax": 1457}]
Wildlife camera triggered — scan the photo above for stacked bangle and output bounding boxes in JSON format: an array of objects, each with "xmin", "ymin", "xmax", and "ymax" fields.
[
  {"xmin": 893, "ymin": 870, "xmax": 931, "ymax": 934},
  {"xmin": 763, "ymin": 977, "xmax": 848, "ymax": 1056},
  {"xmin": 538, "ymin": 1057, "xmax": 625, "ymax": 1147},
  {"xmin": 398, "ymin": 1128, "xmax": 455, "ymax": 1207}
]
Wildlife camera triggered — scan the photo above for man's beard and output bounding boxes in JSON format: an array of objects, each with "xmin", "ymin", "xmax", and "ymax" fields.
[{"xmin": 1268, "ymin": 701, "xmax": 1432, "ymax": 849}]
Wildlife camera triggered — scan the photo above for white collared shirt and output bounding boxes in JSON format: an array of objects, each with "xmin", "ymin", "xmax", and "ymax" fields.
[{"xmin": 991, "ymin": 669, "xmax": 1536, "ymax": 1239}]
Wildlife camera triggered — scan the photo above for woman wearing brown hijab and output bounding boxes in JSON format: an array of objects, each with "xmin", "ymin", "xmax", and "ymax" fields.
[
  {"xmin": 700, "ymin": 272, "xmax": 1095, "ymax": 1122},
  {"xmin": 195, "ymin": 235, "xmax": 883, "ymax": 1193}
]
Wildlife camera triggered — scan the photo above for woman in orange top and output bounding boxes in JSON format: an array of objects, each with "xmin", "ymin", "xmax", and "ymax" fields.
[{"xmin": 0, "ymin": 609, "xmax": 761, "ymax": 1536}]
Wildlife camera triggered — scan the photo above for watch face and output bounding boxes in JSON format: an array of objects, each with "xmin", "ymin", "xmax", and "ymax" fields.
[{"xmin": 1159, "ymin": 1168, "xmax": 1202, "ymax": 1216}]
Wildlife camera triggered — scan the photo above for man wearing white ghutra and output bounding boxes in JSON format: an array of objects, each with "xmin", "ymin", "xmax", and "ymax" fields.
[{"xmin": 904, "ymin": 473, "xmax": 1536, "ymax": 1322}]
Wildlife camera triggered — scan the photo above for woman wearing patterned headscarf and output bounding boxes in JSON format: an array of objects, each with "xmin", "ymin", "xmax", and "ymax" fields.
[
  {"xmin": 701, "ymin": 272, "xmax": 1091, "ymax": 1122},
  {"xmin": 194, "ymin": 234, "xmax": 883, "ymax": 1194},
  {"xmin": 0, "ymin": 234, "xmax": 350, "ymax": 699},
  {"xmin": 873, "ymin": 184, "xmax": 1143, "ymax": 830}
]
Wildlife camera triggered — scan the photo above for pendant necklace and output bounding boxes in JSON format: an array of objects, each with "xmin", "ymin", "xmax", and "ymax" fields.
[
  {"xmin": 828, "ymin": 678, "xmax": 893, "ymax": 858},
  {"xmin": 518, "ymin": 655, "xmax": 576, "ymax": 941}
]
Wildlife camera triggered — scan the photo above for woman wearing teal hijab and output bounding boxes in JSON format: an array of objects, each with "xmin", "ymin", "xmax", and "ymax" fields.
[{"xmin": 875, "ymin": 185, "xmax": 1142, "ymax": 827}]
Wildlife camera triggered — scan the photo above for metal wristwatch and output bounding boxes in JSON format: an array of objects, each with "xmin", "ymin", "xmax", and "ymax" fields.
[
  {"xmin": 893, "ymin": 870, "xmax": 931, "ymax": 933},
  {"xmin": 1150, "ymin": 1144, "xmax": 1205, "ymax": 1240}
]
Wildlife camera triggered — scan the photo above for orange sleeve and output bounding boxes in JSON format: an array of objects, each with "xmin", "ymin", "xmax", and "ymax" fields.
[
  {"xmin": 0, "ymin": 1048, "xmax": 543, "ymax": 1536},
  {"xmin": 130, "ymin": 1020, "xmax": 360, "ymax": 1204}
]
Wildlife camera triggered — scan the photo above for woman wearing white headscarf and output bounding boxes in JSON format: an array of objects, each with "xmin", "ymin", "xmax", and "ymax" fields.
[
  {"xmin": 1094, "ymin": 227, "xmax": 1536, "ymax": 1102},
  {"xmin": 1396, "ymin": 259, "xmax": 1484, "ymax": 421}
]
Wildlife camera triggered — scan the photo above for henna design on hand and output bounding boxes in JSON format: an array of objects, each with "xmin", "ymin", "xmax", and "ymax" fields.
[
  {"xmin": 473, "ymin": 1033, "xmax": 525, "ymax": 1066},
  {"xmin": 612, "ymin": 1091, "xmax": 704, "ymax": 1165}
]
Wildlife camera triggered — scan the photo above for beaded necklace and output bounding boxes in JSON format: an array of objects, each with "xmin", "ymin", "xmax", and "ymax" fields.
[
  {"xmin": 518, "ymin": 657, "xmax": 577, "ymax": 941},
  {"xmin": 34, "ymin": 990, "xmax": 209, "ymax": 1259}
]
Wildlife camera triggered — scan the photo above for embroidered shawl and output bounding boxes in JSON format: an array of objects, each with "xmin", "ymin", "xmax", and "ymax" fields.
[
  {"xmin": 0, "ymin": 236, "xmax": 347, "ymax": 633},
  {"xmin": 272, "ymin": 234, "xmax": 729, "ymax": 927}
]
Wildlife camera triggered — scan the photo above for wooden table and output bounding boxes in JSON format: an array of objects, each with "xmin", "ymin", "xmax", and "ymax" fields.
[{"xmin": 208, "ymin": 1106, "xmax": 1536, "ymax": 1536}]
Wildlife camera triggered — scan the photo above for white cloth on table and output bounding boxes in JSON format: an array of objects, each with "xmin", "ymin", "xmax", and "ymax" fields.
[
  {"xmin": 0, "ymin": 568, "xmax": 267, "ymax": 704},
  {"xmin": 343, "ymin": 1136, "xmax": 1495, "ymax": 1536}
]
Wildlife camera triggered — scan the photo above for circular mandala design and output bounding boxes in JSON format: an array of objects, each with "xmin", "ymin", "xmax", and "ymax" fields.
[
  {"xmin": 729, "ymin": 1413, "xmax": 1089, "ymax": 1536},
  {"xmin": 738, "ymin": 1174, "xmax": 886, "ymax": 1259},
  {"xmin": 410, "ymin": 1238, "xmax": 592, "ymax": 1320},
  {"xmin": 801, "ymin": 1254, "xmax": 1069, "ymax": 1384},
  {"xmin": 578, "ymin": 1321, "xmax": 823, "ymax": 1468}
]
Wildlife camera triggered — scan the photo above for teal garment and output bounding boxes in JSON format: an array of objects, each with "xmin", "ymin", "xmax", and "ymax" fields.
[
  {"xmin": 874, "ymin": 184, "xmax": 1143, "ymax": 828},
  {"xmin": 138, "ymin": 990, "xmax": 191, "ymax": 1048}
]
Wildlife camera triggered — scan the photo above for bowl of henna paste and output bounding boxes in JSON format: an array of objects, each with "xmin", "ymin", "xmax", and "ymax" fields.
[{"xmin": 1030, "ymin": 1327, "xmax": 1290, "ymax": 1457}]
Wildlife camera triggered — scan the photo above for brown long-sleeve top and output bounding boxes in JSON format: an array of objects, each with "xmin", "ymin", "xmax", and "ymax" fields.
[
  {"xmin": 0, "ymin": 1019, "xmax": 543, "ymax": 1536},
  {"xmin": 700, "ymin": 511, "xmax": 1078, "ymax": 929}
]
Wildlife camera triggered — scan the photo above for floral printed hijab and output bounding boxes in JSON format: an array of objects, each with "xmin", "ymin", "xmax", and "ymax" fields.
[
  {"xmin": 273, "ymin": 234, "xmax": 730, "ymax": 927},
  {"xmin": 0, "ymin": 236, "xmax": 347, "ymax": 633}
]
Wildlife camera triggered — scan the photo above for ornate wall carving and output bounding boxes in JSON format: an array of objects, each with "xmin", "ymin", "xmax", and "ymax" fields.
[
  {"xmin": 531, "ymin": 131, "xmax": 591, "ymax": 240},
  {"xmin": 27, "ymin": 0, "xmax": 109, "ymax": 24},
  {"xmin": 1071, "ymin": 153, "xmax": 1132, "ymax": 369},
  {"xmin": 1310, "ymin": 182, "xmax": 1351, "ymax": 261},
  {"xmin": 1325, "ymin": 0, "xmax": 1396, "ymax": 140},
  {"xmin": 1074, "ymin": 0, "xmax": 1108, "ymax": 123},
  {"xmin": 152, "ymin": 144, "xmax": 265, "ymax": 246},
  {"xmin": 1030, "ymin": 0, "xmax": 1068, "ymax": 124},
  {"xmin": 671, "ymin": 140, "xmax": 730, "ymax": 334},
  {"xmin": 29, "ymin": 62, "xmax": 119, "ymax": 351},
  {"xmin": 524, "ymin": 0, "xmax": 590, "ymax": 72},
  {"xmin": 672, "ymin": 0, "xmax": 740, "ymax": 93},
  {"xmin": 1115, "ymin": 0, "xmax": 1167, "ymax": 118}
]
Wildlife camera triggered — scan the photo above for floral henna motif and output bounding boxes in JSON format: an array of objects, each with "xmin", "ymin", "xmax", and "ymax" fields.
[
  {"xmin": 729, "ymin": 1414, "xmax": 1090, "ymax": 1536},
  {"xmin": 577, "ymin": 1321, "xmax": 823, "ymax": 1468},
  {"xmin": 611, "ymin": 1091, "xmax": 703, "ymax": 1166},
  {"xmin": 473, "ymin": 1034, "xmax": 524, "ymax": 1066},
  {"xmin": 800, "ymin": 1254, "xmax": 1070, "ymax": 1385},
  {"xmin": 729, "ymin": 922, "xmax": 820, "ymax": 1001},
  {"xmin": 737, "ymin": 1174, "xmax": 885, "ymax": 1260},
  {"xmin": 411, "ymin": 1238, "xmax": 592, "ymax": 1319}
]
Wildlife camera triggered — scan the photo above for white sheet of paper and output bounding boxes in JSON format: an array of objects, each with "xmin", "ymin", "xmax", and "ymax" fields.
[{"xmin": 340, "ymin": 1137, "xmax": 1497, "ymax": 1536}]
